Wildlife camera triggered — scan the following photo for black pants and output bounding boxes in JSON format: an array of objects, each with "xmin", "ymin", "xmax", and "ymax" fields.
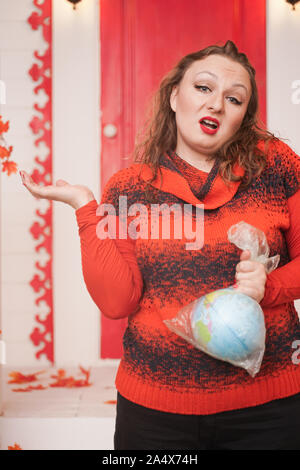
[{"xmin": 114, "ymin": 391, "xmax": 300, "ymax": 450}]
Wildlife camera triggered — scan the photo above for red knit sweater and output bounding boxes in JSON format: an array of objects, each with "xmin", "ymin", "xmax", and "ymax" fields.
[{"xmin": 76, "ymin": 139, "xmax": 300, "ymax": 415}]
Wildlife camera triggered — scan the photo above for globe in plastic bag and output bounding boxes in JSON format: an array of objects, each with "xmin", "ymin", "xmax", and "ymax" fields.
[
  {"xmin": 191, "ymin": 287, "xmax": 266, "ymax": 376},
  {"xmin": 164, "ymin": 221, "xmax": 280, "ymax": 377}
]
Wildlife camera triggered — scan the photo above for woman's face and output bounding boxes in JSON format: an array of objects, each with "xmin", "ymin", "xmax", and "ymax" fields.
[{"xmin": 170, "ymin": 55, "xmax": 251, "ymax": 160}]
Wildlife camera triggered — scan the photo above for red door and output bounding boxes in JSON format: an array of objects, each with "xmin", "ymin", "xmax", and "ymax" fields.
[{"xmin": 100, "ymin": 0, "xmax": 266, "ymax": 358}]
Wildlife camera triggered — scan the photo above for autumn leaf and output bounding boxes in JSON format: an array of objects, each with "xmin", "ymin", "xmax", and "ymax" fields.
[
  {"xmin": 12, "ymin": 384, "xmax": 47, "ymax": 392},
  {"xmin": 0, "ymin": 116, "xmax": 18, "ymax": 176},
  {"xmin": 50, "ymin": 368, "xmax": 66, "ymax": 379},
  {"xmin": 12, "ymin": 385, "xmax": 47, "ymax": 392},
  {"xmin": 9, "ymin": 366, "xmax": 92, "ymax": 391},
  {"xmin": 0, "ymin": 145, "xmax": 13, "ymax": 159},
  {"xmin": 2, "ymin": 159, "xmax": 17, "ymax": 176},
  {"xmin": 0, "ymin": 116, "xmax": 9, "ymax": 133},
  {"xmin": 8, "ymin": 443, "xmax": 22, "ymax": 450},
  {"xmin": 49, "ymin": 366, "xmax": 92, "ymax": 388},
  {"xmin": 79, "ymin": 365, "xmax": 91, "ymax": 382},
  {"xmin": 8, "ymin": 370, "xmax": 46, "ymax": 384}
]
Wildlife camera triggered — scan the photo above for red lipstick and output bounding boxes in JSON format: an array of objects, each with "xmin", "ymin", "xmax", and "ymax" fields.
[{"xmin": 199, "ymin": 116, "xmax": 220, "ymax": 135}]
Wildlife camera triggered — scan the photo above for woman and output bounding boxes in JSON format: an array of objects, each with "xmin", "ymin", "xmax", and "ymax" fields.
[{"xmin": 20, "ymin": 40, "xmax": 300, "ymax": 450}]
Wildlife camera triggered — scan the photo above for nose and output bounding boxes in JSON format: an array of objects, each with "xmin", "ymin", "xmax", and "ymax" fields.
[{"xmin": 206, "ymin": 93, "xmax": 224, "ymax": 113}]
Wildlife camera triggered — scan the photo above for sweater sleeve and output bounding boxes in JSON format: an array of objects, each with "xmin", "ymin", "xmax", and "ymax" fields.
[
  {"xmin": 260, "ymin": 191, "xmax": 300, "ymax": 308},
  {"xmin": 260, "ymin": 141, "xmax": 300, "ymax": 308},
  {"xmin": 75, "ymin": 177, "xmax": 144, "ymax": 319}
]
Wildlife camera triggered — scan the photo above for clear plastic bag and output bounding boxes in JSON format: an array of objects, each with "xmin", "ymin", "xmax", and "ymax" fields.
[{"xmin": 164, "ymin": 221, "xmax": 280, "ymax": 377}]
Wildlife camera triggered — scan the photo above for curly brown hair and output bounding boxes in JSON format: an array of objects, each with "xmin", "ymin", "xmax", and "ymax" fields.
[{"xmin": 133, "ymin": 40, "xmax": 277, "ymax": 202}]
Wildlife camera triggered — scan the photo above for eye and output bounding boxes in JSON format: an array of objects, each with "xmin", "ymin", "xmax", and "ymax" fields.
[
  {"xmin": 227, "ymin": 96, "xmax": 242, "ymax": 105},
  {"xmin": 194, "ymin": 85, "xmax": 211, "ymax": 92}
]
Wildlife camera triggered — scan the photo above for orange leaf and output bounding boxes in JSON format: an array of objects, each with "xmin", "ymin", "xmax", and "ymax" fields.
[
  {"xmin": 0, "ymin": 117, "xmax": 9, "ymax": 133},
  {"xmin": 8, "ymin": 370, "xmax": 46, "ymax": 384},
  {"xmin": 0, "ymin": 145, "xmax": 11, "ymax": 159},
  {"xmin": 49, "ymin": 366, "xmax": 92, "ymax": 388},
  {"xmin": 104, "ymin": 400, "xmax": 117, "ymax": 405},
  {"xmin": 50, "ymin": 368, "xmax": 66, "ymax": 379},
  {"xmin": 11, "ymin": 388, "xmax": 30, "ymax": 392},
  {"xmin": 12, "ymin": 384, "xmax": 47, "ymax": 392},
  {"xmin": 2, "ymin": 159, "xmax": 17, "ymax": 176},
  {"xmin": 8, "ymin": 443, "xmax": 22, "ymax": 450},
  {"xmin": 79, "ymin": 365, "xmax": 91, "ymax": 382},
  {"xmin": 79, "ymin": 365, "xmax": 89, "ymax": 376}
]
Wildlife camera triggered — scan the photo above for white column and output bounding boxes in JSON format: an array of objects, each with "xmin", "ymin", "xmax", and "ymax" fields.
[
  {"xmin": 0, "ymin": 0, "xmax": 50, "ymax": 367},
  {"xmin": 267, "ymin": 0, "xmax": 300, "ymax": 316},
  {"xmin": 267, "ymin": 0, "xmax": 300, "ymax": 152},
  {"xmin": 52, "ymin": 0, "xmax": 101, "ymax": 365}
]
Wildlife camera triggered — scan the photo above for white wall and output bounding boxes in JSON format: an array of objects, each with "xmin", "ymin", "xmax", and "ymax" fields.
[
  {"xmin": 52, "ymin": 0, "xmax": 102, "ymax": 366},
  {"xmin": 0, "ymin": 0, "xmax": 50, "ymax": 367},
  {"xmin": 266, "ymin": 0, "xmax": 300, "ymax": 314},
  {"xmin": 267, "ymin": 0, "xmax": 300, "ymax": 153},
  {"xmin": 0, "ymin": 0, "xmax": 111, "ymax": 368}
]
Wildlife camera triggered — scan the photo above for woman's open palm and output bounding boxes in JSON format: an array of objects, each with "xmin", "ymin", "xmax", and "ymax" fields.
[{"xmin": 20, "ymin": 170, "xmax": 95, "ymax": 210}]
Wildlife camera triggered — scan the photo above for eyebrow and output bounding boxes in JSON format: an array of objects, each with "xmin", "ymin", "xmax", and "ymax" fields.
[{"xmin": 195, "ymin": 71, "xmax": 249, "ymax": 93}]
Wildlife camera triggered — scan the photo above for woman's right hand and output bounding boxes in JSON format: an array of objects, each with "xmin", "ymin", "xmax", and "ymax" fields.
[{"xmin": 20, "ymin": 170, "xmax": 96, "ymax": 210}]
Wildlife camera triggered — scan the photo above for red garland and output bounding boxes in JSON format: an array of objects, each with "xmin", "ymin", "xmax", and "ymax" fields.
[{"xmin": 27, "ymin": 0, "xmax": 53, "ymax": 363}]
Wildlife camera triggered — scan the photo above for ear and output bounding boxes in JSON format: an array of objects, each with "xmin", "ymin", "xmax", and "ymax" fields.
[{"xmin": 170, "ymin": 86, "xmax": 178, "ymax": 112}]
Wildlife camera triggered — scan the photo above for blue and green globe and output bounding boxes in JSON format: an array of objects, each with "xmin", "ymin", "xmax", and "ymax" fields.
[{"xmin": 190, "ymin": 287, "xmax": 266, "ymax": 365}]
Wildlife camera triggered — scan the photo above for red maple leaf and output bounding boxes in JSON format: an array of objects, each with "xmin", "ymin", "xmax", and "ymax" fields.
[
  {"xmin": 8, "ymin": 370, "xmax": 46, "ymax": 384},
  {"xmin": 0, "ymin": 145, "xmax": 13, "ymax": 159},
  {"xmin": 2, "ymin": 159, "xmax": 17, "ymax": 176},
  {"xmin": 79, "ymin": 366, "xmax": 91, "ymax": 382},
  {"xmin": 0, "ymin": 116, "xmax": 18, "ymax": 176},
  {"xmin": 49, "ymin": 366, "xmax": 92, "ymax": 388},
  {"xmin": 12, "ymin": 384, "xmax": 47, "ymax": 392},
  {"xmin": 8, "ymin": 443, "xmax": 22, "ymax": 450},
  {"xmin": 9, "ymin": 366, "xmax": 92, "ymax": 391},
  {"xmin": 0, "ymin": 116, "xmax": 9, "ymax": 133}
]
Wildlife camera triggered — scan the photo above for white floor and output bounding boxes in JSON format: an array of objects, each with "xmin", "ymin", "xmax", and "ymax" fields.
[{"xmin": 0, "ymin": 364, "xmax": 119, "ymax": 450}]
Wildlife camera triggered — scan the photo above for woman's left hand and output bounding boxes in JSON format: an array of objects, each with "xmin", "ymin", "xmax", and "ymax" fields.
[{"xmin": 234, "ymin": 250, "xmax": 267, "ymax": 303}]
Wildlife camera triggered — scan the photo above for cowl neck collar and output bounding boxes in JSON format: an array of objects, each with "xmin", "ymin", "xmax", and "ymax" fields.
[{"xmin": 132, "ymin": 152, "xmax": 245, "ymax": 209}]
